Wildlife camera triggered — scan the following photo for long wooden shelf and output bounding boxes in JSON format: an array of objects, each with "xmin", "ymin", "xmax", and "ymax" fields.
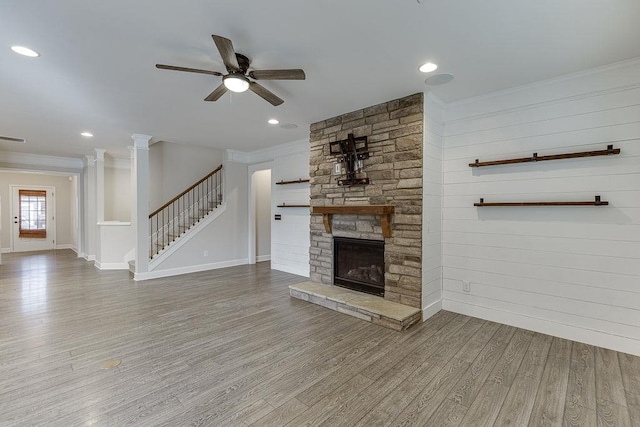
[
  {"xmin": 469, "ymin": 145, "xmax": 620, "ymax": 168},
  {"xmin": 474, "ymin": 196, "xmax": 608, "ymax": 207},
  {"xmin": 312, "ymin": 205, "xmax": 395, "ymax": 237},
  {"xmin": 276, "ymin": 178, "xmax": 310, "ymax": 185},
  {"xmin": 276, "ymin": 204, "xmax": 310, "ymax": 208}
]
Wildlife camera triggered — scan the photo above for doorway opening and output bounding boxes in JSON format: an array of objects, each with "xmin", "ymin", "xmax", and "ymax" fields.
[{"xmin": 248, "ymin": 163, "xmax": 272, "ymax": 264}]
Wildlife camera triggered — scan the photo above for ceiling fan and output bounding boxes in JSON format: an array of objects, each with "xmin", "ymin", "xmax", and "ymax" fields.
[{"xmin": 156, "ymin": 35, "xmax": 305, "ymax": 106}]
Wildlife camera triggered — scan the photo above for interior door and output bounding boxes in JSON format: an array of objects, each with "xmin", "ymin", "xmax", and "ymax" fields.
[{"xmin": 11, "ymin": 186, "xmax": 55, "ymax": 252}]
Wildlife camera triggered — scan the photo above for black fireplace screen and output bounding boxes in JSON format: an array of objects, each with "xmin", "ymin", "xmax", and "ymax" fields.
[{"xmin": 333, "ymin": 237, "xmax": 384, "ymax": 296}]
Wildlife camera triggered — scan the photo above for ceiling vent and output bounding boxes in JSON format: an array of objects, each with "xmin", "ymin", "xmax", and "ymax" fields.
[{"xmin": 0, "ymin": 135, "xmax": 26, "ymax": 143}]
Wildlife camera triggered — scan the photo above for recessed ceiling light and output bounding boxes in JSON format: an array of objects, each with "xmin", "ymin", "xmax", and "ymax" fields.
[
  {"xmin": 280, "ymin": 123, "xmax": 298, "ymax": 130},
  {"xmin": 268, "ymin": 119, "xmax": 279, "ymax": 125},
  {"xmin": 11, "ymin": 46, "xmax": 40, "ymax": 57},
  {"xmin": 80, "ymin": 132, "xmax": 94, "ymax": 138},
  {"xmin": 419, "ymin": 62, "xmax": 438, "ymax": 73}
]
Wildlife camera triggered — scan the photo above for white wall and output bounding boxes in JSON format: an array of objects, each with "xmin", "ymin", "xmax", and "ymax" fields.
[
  {"xmin": 232, "ymin": 139, "xmax": 310, "ymax": 277},
  {"xmin": 422, "ymin": 94, "xmax": 444, "ymax": 319},
  {"xmin": 104, "ymin": 165, "xmax": 131, "ymax": 221},
  {"xmin": 0, "ymin": 195, "xmax": 2, "ymax": 263},
  {"xmin": 149, "ymin": 141, "xmax": 224, "ymax": 211},
  {"xmin": 253, "ymin": 169, "xmax": 271, "ymax": 260},
  {"xmin": 0, "ymin": 170, "xmax": 75, "ymax": 251},
  {"xmin": 96, "ymin": 223, "xmax": 134, "ymax": 269},
  {"xmin": 440, "ymin": 59, "xmax": 640, "ymax": 355},
  {"xmin": 147, "ymin": 160, "xmax": 249, "ymax": 274}
]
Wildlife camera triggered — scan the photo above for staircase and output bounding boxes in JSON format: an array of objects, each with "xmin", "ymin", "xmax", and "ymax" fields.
[{"xmin": 149, "ymin": 165, "xmax": 223, "ymax": 258}]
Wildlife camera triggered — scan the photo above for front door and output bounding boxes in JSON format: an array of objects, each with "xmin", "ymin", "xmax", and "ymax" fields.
[{"xmin": 11, "ymin": 186, "xmax": 55, "ymax": 252}]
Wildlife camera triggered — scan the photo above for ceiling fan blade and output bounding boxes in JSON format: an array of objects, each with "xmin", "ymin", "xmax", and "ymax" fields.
[
  {"xmin": 156, "ymin": 64, "xmax": 222, "ymax": 76},
  {"xmin": 249, "ymin": 82, "xmax": 284, "ymax": 106},
  {"xmin": 204, "ymin": 84, "xmax": 228, "ymax": 101},
  {"xmin": 249, "ymin": 69, "xmax": 306, "ymax": 80},
  {"xmin": 212, "ymin": 35, "xmax": 240, "ymax": 72}
]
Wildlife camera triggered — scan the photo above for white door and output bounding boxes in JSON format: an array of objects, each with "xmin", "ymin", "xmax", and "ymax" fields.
[{"xmin": 11, "ymin": 186, "xmax": 56, "ymax": 252}]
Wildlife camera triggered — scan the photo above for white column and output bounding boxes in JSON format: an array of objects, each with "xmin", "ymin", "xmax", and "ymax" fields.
[
  {"xmin": 131, "ymin": 134, "xmax": 152, "ymax": 275},
  {"xmin": 95, "ymin": 149, "xmax": 106, "ymax": 223},
  {"xmin": 94, "ymin": 149, "xmax": 106, "ymax": 266},
  {"xmin": 84, "ymin": 155, "xmax": 97, "ymax": 261}
]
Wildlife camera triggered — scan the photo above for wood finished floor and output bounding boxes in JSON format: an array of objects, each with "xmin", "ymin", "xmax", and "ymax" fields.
[{"xmin": 0, "ymin": 250, "xmax": 638, "ymax": 426}]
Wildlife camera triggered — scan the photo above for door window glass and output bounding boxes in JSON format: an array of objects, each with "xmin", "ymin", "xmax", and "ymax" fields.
[{"xmin": 19, "ymin": 190, "xmax": 47, "ymax": 238}]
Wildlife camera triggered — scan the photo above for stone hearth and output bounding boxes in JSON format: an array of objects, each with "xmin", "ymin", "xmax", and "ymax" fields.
[{"xmin": 289, "ymin": 282, "xmax": 421, "ymax": 331}]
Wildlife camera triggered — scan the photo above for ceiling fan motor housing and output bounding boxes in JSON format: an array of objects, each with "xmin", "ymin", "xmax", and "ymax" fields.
[{"xmin": 235, "ymin": 53, "xmax": 250, "ymax": 73}]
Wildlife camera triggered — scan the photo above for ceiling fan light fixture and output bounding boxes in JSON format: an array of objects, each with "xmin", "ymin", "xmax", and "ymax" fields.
[{"xmin": 223, "ymin": 74, "xmax": 250, "ymax": 93}]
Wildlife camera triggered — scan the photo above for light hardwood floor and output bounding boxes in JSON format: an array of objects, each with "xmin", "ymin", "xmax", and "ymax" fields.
[{"xmin": 0, "ymin": 250, "xmax": 638, "ymax": 426}]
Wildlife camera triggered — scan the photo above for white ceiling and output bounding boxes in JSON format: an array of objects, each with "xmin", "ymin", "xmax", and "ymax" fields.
[{"xmin": 2, "ymin": 0, "xmax": 639, "ymax": 159}]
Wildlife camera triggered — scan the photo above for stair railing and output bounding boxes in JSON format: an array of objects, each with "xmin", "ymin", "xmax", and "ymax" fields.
[{"xmin": 149, "ymin": 165, "xmax": 223, "ymax": 258}]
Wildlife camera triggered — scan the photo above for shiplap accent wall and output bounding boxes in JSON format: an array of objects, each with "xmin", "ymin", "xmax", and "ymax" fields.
[
  {"xmin": 271, "ymin": 148, "xmax": 310, "ymax": 277},
  {"xmin": 422, "ymin": 94, "xmax": 444, "ymax": 319},
  {"xmin": 440, "ymin": 59, "xmax": 640, "ymax": 355}
]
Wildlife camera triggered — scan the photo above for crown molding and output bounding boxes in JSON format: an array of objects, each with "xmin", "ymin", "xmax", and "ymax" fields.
[
  {"xmin": 225, "ymin": 149, "xmax": 252, "ymax": 164},
  {"xmin": 227, "ymin": 138, "xmax": 310, "ymax": 164},
  {"xmin": 0, "ymin": 151, "xmax": 83, "ymax": 170},
  {"xmin": 425, "ymin": 91, "xmax": 447, "ymax": 109}
]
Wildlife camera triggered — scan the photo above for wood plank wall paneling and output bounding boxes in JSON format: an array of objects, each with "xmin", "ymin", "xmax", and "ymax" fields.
[
  {"xmin": 440, "ymin": 60, "xmax": 640, "ymax": 355},
  {"xmin": 271, "ymin": 151, "xmax": 311, "ymax": 277},
  {"xmin": 422, "ymin": 94, "xmax": 444, "ymax": 316}
]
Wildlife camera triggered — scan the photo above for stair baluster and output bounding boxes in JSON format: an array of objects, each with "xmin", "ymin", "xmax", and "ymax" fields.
[{"xmin": 149, "ymin": 165, "xmax": 223, "ymax": 258}]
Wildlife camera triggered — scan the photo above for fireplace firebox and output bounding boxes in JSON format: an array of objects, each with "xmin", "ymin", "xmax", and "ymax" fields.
[{"xmin": 333, "ymin": 237, "xmax": 385, "ymax": 297}]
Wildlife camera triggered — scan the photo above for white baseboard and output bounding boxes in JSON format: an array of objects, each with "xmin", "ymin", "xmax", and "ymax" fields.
[
  {"xmin": 94, "ymin": 261, "xmax": 129, "ymax": 270},
  {"xmin": 55, "ymin": 244, "xmax": 76, "ymax": 251},
  {"xmin": 442, "ymin": 299, "xmax": 640, "ymax": 357},
  {"xmin": 271, "ymin": 262, "xmax": 309, "ymax": 278},
  {"xmin": 256, "ymin": 255, "xmax": 271, "ymax": 262},
  {"xmin": 135, "ymin": 258, "xmax": 249, "ymax": 281},
  {"xmin": 422, "ymin": 299, "xmax": 442, "ymax": 321},
  {"xmin": 84, "ymin": 254, "xmax": 96, "ymax": 261},
  {"xmin": 1, "ymin": 248, "xmax": 10, "ymax": 254}
]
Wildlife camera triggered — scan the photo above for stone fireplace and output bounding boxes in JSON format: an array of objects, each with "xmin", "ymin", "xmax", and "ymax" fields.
[{"xmin": 308, "ymin": 92, "xmax": 424, "ymax": 309}]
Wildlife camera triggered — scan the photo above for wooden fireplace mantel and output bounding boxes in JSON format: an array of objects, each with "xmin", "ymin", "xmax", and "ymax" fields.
[{"xmin": 311, "ymin": 205, "xmax": 395, "ymax": 237}]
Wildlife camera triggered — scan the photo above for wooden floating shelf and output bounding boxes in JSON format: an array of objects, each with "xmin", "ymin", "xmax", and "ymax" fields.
[
  {"xmin": 276, "ymin": 204, "xmax": 310, "ymax": 208},
  {"xmin": 312, "ymin": 205, "xmax": 395, "ymax": 237},
  {"xmin": 469, "ymin": 145, "xmax": 620, "ymax": 168},
  {"xmin": 276, "ymin": 178, "xmax": 310, "ymax": 185},
  {"xmin": 474, "ymin": 196, "xmax": 608, "ymax": 207}
]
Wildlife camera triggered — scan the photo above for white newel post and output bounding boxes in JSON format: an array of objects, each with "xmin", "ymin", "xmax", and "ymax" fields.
[
  {"xmin": 84, "ymin": 154, "xmax": 97, "ymax": 260},
  {"xmin": 131, "ymin": 134, "xmax": 151, "ymax": 275}
]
